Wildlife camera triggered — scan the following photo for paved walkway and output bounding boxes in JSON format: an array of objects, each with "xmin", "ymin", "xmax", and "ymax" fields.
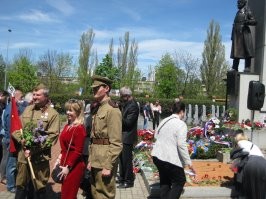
[{"xmin": 0, "ymin": 144, "xmax": 149, "ymax": 199}]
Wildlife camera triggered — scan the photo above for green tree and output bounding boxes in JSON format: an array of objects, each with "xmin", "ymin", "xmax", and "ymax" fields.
[
  {"xmin": 126, "ymin": 39, "xmax": 138, "ymax": 89},
  {"xmin": 37, "ymin": 50, "xmax": 73, "ymax": 94},
  {"xmin": 200, "ymin": 20, "xmax": 229, "ymax": 98},
  {"xmin": 94, "ymin": 54, "xmax": 120, "ymax": 89},
  {"xmin": 8, "ymin": 56, "xmax": 38, "ymax": 92},
  {"xmin": 108, "ymin": 38, "xmax": 115, "ymax": 65},
  {"xmin": 117, "ymin": 32, "xmax": 139, "ymax": 88},
  {"xmin": 154, "ymin": 53, "xmax": 179, "ymax": 98},
  {"xmin": 117, "ymin": 32, "xmax": 130, "ymax": 85},
  {"xmin": 174, "ymin": 50, "xmax": 201, "ymax": 97},
  {"xmin": 0, "ymin": 55, "xmax": 5, "ymax": 89},
  {"xmin": 78, "ymin": 29, "xmax": 95, "ymax": 94}
]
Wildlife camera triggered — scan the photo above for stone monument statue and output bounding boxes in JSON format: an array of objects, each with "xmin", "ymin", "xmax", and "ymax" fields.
[{"xmin": 230, "ymin": 0, "xmax": 257, "ymax": 72}]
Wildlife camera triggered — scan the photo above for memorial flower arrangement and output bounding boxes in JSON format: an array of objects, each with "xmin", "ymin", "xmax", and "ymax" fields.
[
  {"xmin": 135, "ymin": 129, "xmax": 154, "ymax": 150},
  {"xmin": 133, "ymin": 129, "xmax": 155, "ymax": 173},
  {"xmin": 187, "ymin": 118, "xmax": 235, "ymax": 159},
  {"xmin": 21, "ymin": 120, "xmax": 52, "ymax": 148}
]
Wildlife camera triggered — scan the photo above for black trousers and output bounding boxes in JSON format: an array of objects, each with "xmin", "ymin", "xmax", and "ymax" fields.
[
  {"xmin": 119, "ymin": 144, "xmax": 134, "ymax": 184},
  {"xmin": 153, "ymin": 156, "xmax": 186, "ymax": 199},
  {"xmin": 242, "ymin": 156, "xmax": 266, "ymax": 199},
  {"xmin": 15, "ymin": 183, "xmax": 46, "ymax": 199},
  {"xmin": 153, "ymin": 111, "xmax": 160, "ymax": 130}
]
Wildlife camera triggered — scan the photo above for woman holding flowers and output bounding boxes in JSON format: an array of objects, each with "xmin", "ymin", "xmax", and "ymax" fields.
[{"xmin": 54, "ymin": 99, "xmax": 86, "ymax": 199}]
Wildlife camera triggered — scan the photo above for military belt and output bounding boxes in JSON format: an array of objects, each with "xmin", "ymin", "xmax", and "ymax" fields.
[{"xmin": 91, "ymin": 138, "xmax": 110, "ymax": 145}]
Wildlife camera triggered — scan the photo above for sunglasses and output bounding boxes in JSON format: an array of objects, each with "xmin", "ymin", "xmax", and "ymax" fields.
[
  {"xmin": 92, "ymin": 84, "xmax": 106, "ymax": 92},
  {"xmin": 67, "ymin": 99, "xmax": 82, "ymax": 110}
]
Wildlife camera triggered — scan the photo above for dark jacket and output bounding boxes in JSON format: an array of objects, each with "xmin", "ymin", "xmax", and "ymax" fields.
[
  {"xmin": 121, "ymin": 99, "xmax": 139, "ymax": 145},
  {"xmin": 230, "ymin": 148, "xmax": 249, "ymax": 185}
]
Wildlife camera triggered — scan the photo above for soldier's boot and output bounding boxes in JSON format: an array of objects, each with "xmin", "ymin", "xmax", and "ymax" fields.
[
  {"xmin": 232, "ymin": 59, "xmax": 239, "ymax": 71},
  {"xmin": 36, "ymin": 188, "xmax": 46, "ymax": 199},
  {"xmin": 15, "ymin": 187, "xmax": 26, "ymax": 199},
  {"xmin": 244, "ymin": 58, "xmax": 251, "ymax": 72}
]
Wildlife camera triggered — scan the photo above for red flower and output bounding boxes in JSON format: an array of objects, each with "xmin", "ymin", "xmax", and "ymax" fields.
[{"xmin": 133, "ymin": 167, "xmax": 140, "ymax": 173}]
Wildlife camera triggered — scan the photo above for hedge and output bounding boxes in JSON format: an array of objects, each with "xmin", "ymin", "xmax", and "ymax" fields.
[{"xmin": 50, "ymin": 94, "xmax": 225, "ymax": 116}]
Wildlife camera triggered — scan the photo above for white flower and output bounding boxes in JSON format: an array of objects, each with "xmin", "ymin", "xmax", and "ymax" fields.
[{"xmin": 210, "ymin": 136, "xmax": 215, "ymax": 141}]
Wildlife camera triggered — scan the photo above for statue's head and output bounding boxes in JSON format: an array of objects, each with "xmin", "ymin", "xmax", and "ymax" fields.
[{"xmin": 237, "ymin": 0, "xmax": 247, "ymax": 9}]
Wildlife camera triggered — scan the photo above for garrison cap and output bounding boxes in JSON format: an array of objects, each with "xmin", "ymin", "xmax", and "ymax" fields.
[{"xmin": 91, "ymin": 75, "xmax": 113, "ymax": 88}]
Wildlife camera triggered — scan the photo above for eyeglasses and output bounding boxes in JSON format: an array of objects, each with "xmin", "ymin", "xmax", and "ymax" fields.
[{"xmin": 68, "ymin": 99, "xmax": 79, "ymax": 103}]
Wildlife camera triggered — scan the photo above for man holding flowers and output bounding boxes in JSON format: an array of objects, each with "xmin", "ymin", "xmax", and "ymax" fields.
[{"xmin": 12, "ymin": 84, "xmax": 60, "ymax": 199}]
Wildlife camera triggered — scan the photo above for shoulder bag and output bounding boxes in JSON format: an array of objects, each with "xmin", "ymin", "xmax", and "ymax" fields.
[{"xmin": 51, "ymin": 126, "xmax": 76, "ymax": 183}]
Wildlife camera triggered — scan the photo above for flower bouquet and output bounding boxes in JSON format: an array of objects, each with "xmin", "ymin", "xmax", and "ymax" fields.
[{"xmin": 22, "ymin": 120, "xmax": 52, "ymax": 149}]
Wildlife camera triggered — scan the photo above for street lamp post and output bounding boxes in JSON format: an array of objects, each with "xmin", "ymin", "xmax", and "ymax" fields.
[{"xmin": 4, "ymin": 29, "xmax": 12, "ymax": 90}]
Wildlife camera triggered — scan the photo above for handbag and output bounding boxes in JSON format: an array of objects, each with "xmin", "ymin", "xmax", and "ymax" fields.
[
  {"xmin": 51, "ymin": 127, "xmax": 76, "ymax": 183},
  {"xmin": 51, "ymin": 164, "xmax": 63, "ymax": 183}
]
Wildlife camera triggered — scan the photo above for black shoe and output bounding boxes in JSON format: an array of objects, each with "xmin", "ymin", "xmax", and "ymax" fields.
[
  {"xmin": 117, "ymin": 182, "xmax": 134, "ymax": 189},
  {"xmin": 116, "ymin": 179, "xmax": 124, "ymax": 184}
]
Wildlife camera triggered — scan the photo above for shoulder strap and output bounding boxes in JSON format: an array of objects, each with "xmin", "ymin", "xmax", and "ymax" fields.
[
  {"xmin": 250, "ymin": 143, "xmax": 254, "ymax": 150},
  {"xmin": 157, "ymin": 117, "xmax": 175, "ymax": 134},
  {"xmin": 62, "ymin": 127, "xmax": 77, "ymax": 166}
]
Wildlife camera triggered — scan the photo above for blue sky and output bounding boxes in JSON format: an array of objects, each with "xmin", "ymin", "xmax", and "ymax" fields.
[{"xmin": 0, "ymin": 0, "xmax": 240, "ymax": 75}]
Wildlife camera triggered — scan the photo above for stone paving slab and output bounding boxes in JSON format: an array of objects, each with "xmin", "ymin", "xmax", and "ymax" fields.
[{"xmin": 0, "ymin": 172, "xmax": 149, "ymax": 199}]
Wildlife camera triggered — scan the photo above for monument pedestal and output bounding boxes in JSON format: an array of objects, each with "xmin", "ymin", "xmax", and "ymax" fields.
[
  {"xmin": 249, "ymin": 0, "xmax": 266, "ymax": 112},
  {"xmin": 228, "ymin": 72, "xmax": 260, "ymax": 122}
]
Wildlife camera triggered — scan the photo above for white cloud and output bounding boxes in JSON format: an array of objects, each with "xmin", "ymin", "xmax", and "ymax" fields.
[
  {"xmin": 91, "ymin": 27, "xmax": 169, "ymax": 44},
  {"xmin": 18, "ymin": 10, "xmax": 59, "ymax": 23},
  {"xmin": 139, "ymin": 39, "xmax": 204, "ymax": 61},
  {"xmin": 11, "ymin": 42, "xmax": 41, "ymax": 49},
  {"xmin": 46, "ymin": 0, "xmax": 75, "ymax": 16}
]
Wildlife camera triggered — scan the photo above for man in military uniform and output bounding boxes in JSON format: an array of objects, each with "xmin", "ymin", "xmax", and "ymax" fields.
[
  {"xmin": 12, "ymin": 84, "xmax": 60, "ymax": 199},
  {"xmin": 231, "ymin": 0, "xmax": 257, "ymax": 72},
  {"xmin": 87, "ymin": 75, "xmax": 122, "ymax": 199}
]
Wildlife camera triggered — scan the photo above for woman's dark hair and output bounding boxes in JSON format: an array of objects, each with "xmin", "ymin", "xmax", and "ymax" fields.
[
  {"xmin": 172, "ymin": 101, "xmax": 185, "ymax": 114},
  {"xmin": 234, "ymin": 129, "xmax": 244, "ymax": 136}
]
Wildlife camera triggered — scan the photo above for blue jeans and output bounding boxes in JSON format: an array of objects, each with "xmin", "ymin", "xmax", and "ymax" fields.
[
  {"xmin": 6, "ymin": 148, "xmax": 17, "ymax": 191},
  {"xmin": 143, "ymin": 118, "xmax": 148, "ymax": 129},
  {"xmin": 0, "ymin": 139, "xmax": 8, "ymax": 180}
]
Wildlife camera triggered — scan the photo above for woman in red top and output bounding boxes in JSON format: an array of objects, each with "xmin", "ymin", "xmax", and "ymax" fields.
[{"xmin": 54, "ymin": 99, "xmax": 86, "ymax": 199}]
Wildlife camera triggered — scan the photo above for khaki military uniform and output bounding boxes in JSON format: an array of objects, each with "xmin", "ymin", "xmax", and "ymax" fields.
[
  {"xmin": 12, "ymin": 104, "xmax": 60, "ymax": 190},
  {"xmin": 89, "ymin": 97, "xmax": 122, "ymax": 199}
]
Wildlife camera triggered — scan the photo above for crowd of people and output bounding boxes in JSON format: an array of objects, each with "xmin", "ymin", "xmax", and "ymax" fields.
[
  {"xmin": 0, "ymin": 76, "xmax": 140, "ymax": 199},
  {"xmin": 0, "ymin": 75, "xmax": 265, "ymax": 199},
  {"xmin": 142, "ymin": 100, "xmax": 162, "ymax": 130}
]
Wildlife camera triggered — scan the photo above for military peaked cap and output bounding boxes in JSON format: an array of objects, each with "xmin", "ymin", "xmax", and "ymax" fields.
[{"xmin": 91, "ymin": 75, "xmax": 113, "ymax": 88}]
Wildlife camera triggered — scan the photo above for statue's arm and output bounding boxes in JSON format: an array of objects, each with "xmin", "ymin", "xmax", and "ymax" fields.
[{"xmin": 245, "ymin": 8, "xmax": 257, "ymax": 26}]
